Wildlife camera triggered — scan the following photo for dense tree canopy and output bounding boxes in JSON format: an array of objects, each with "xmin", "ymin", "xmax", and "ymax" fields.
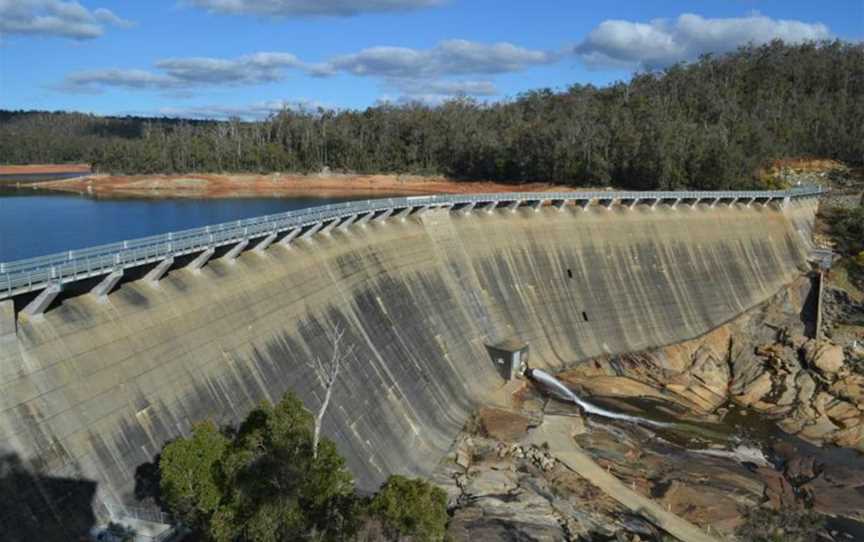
[
  {"xmin": 158, "ymin": 392, "xmax": 448, "ymax": 541},
  {"xmin": 2, "ymin": 40, "xmax": 862, "ymax": 190}
]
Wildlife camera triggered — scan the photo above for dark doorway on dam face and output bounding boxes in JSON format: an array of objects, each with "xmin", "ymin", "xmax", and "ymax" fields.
[
  {"xmin": 566, "ymin": 269, "xmax": 573, "ymax": 279},
  {"xmin": 486, "ymin": 339, "xmax": 529, "ymax": 381},
  {"xmin": 582, "ymin": 311, "xmax": 589, "ymax": 322}
]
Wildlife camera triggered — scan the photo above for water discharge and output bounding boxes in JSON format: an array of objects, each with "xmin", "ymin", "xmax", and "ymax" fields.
[{"xmin": 527, "ymin": 368, "xmax": 674, "ymax": 428}]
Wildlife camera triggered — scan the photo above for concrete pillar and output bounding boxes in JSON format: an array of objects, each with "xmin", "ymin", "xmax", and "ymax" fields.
[
  {"xmin": 671, "ymin": 198, "xmax": 681, "ymax": 210},
  {"xmin": 553, "ymin": 200, "xmax": 567, "ymax": 211},
  {"xmin": 299, "ymin": 222, "xmax": 324, "ymax": 241},
  {"xmin": 413, "ymin": 205, "xmax": 431, "ymax": 217},
  {"xmin": 460, "ymin": 202, "xmax": 477, "ymax": 214},
  {"xmin": 254, "ymin": 232, "xmax": 278, "ymax": 253},
  {"xmin": 225, "ymin": 239, "xmax": 249, "ymax": 262},
  {"xmin": 320, "ymin": 218, "xmax": 339, "ymax": 235},
  {"xmin": 484, "ymin": 201, "xmax": 498, "ymax": 213},
  {"xmin": 280, "ymin": 228, "xmax": 302, "ymax": 246},
  {"xmin": 145, "ymin": 257, "xmax": 174, "ymax": 284},
  {"xmin": 578, "ymin": 199, "xmax": 593, "ymax": 211},
  {"xmin": 356, "ymin": 211, "xmax": 375, "ymax": 226},
  {"xmin": 91, "ymin": 269, "xmax": 123, "ymax": 299},
  {"xmin": 746, "ymin": 198, "xmax": 755, "ymax": 207},
  {"xmin": 374, "ymin": 209, "xmax": 394, "ymax": 223},
  {"xmin": 603, "ymin": 199, "xmax": 616, "ymax": 210},
  {"xmin": 22, "ymin": 283, "xmax": 62, "ymax": 318},
  {"xmin": 710, "ymin": 198, "xmax": 719, "ymax": 208},
  {"xmin": 531, "ymin": 200, "xmax": 545, "ymax": 211},
  {"xmin": 505, "ymin": 201, "xmax": 520, "ymax": 212},
  {"xmin": 189, "ymin": 248, "xmax": 215, "ymax": 273},
  {"xmin": 337, "ymin": 214, "xmax": 357, "ymax": 231},
  {"xmin": 1, "ymin": 299, "xmax": 16, "ymax": 336},
  {"xmin": 395, "ymin": 206, "xmax": 414, "ymax": 220},
  {"xmin": 627, "ymin": 199, "xmax": 639, "ymax": 210}
]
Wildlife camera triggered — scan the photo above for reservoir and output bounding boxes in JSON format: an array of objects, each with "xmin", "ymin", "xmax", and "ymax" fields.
[{"xmin": 0, "ymin": 187, "xmax": 369, "ymax": 262}]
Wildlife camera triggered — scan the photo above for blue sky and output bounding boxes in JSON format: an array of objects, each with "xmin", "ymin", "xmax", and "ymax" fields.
[{"xmin": 1, "ymin": 0, "xmax": 862, "ymax": 119}]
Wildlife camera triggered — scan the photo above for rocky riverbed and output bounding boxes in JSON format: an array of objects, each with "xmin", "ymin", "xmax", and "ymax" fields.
[{"xmin": 435, "ymin": 273, "xmax": 864, "ymax": 541}]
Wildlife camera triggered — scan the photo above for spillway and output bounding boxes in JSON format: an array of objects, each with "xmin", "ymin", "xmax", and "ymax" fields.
[{"xmin": 0, "ymin": 193, "xmax": 818, "ymax": 532}]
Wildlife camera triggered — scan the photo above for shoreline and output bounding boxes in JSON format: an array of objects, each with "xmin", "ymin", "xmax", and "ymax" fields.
[{"xmin": 33, "ymin": 173, "xmax": 581, "ymax": 199}]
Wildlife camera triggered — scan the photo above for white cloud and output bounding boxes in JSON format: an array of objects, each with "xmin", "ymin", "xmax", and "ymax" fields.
[
  {"xmin": 58, "ymin": 40, "xmax": 548, "ymax": 99},
  {"xmin": 156, "ymin": 53, "xmax": 304, "ymax": 84},
  {"xmin": 183, "ymin": 0, "xmax": 444, "ymax": 17},
  {"xmin": 321, "ymin": 40, "xmax": 558, "ymax": 78},
  {"xmin": 0, "ymin": 0, "xmax": 134, "ymax": 40},
  {"xmin": 575, "ymin": 13, "xmax": 831, "ymax": 69},
  {"xmin": 60, "ymin": 69, "xmax": 180, "ymax": 93},
  {"xmin": 60, "ymin": 52, "xmax": 307, "ymax": 92}
]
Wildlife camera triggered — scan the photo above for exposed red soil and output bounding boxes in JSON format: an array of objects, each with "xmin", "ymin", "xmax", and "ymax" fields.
[
  {"xmin": 37, "ymin": 173, "xmax": 579, "ymax": 198},
  {"xmin": 0, "ymin": 164, "xmax": 91, "ymax": 174}
]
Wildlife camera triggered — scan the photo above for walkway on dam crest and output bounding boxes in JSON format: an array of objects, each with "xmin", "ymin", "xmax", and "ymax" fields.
[{"xmin": 0, "ymin": 187, "xmax": 824, "ymax": 318}]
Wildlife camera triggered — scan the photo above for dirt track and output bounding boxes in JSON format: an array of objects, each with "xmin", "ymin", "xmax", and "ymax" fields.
[{"xmin": 36, "ymin": 173, "xmax": 580, "ymax": 198}]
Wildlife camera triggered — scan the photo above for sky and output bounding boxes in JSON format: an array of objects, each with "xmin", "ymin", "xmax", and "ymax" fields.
[{"xmin": 0, "ymin": 0, "xmax": 862, "ymax": 120}]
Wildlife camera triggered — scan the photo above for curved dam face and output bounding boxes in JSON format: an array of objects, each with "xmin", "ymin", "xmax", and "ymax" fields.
[{"xmin": 0, "ymin": 200, "xmax": 816, "ymax": 525}]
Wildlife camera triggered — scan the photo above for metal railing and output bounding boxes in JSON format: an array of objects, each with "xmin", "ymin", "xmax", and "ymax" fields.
[{"xmin": 0, "ymin": 187, "xmax": 823, "ymax": 300}]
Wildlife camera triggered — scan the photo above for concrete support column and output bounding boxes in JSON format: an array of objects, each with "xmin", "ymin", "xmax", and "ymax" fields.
[
  {"xmin": 1, "ymin": 298, "xmax": 16, "ymax": 338},
  {"xmin": 484, "ymin": 201, "xmax": 498, "ymax": 213},
  {"xmin": 254, "ymin": 233, "xmax": 278, "ymax": 253},
  {"xmin": 671, "ymin": 198, "xmax": 681, "ymax": 210},
  {"xmin": 299, "ymin": 222, "xmax": 324, "ymax": 241},
  {"xmin": 460, "ymin": 202, "xmax": 476, "ymax": 214},
  {"xmin": 145, "ymin": 257, "xmax": 174, "ymax": 284},
  {"xmin": 91, "ymin": 269, "xmax": 123, "ymax": 299},
  {"xmin": 505, "ymin": 201, "xmax": 520, "ymax": 212},
  {"xmin": 603, "ymin": 199, "xmax": 616, "ymax": 210},
  {"xmin": 337, "ymin": 214, "xmax": 358, "ymax": 231},
  {"xmin": 189, "ymin": 248, "xmax": 215, "ymax": 273},
  {"xmin": 225, "ymin": 239, "xmax": 249, "ymax": 262},
  {"xmin": 553, "ymin": 200, "xmax": 567, "ymax": 211},
  {"xmin": 746, "ymin": 198, "xmax": 755, "ymax": 207},
  {"xmin": 627, "ymin": 199, "xmax": 639, "ymax": 210},
  {"xmin": 710, "ymin": 198, "xmax": 719, "ymax": 208},
  {"xmin": 320, "ymin": 219, "xmax": 339, "ymax": 235},
  {"xmin": 22, "ymin": 283, "xmax": 62, "ymax": 318},
  {"xmin": 650, "ymin": 199, "xmax": 660, "ymax": 210},
  {"xmin": 531, "ymin": 200, "xmax": 546, "ymax": 212},
  {"xmin": 280, "ymin": 228, "xmax": 302, "ymax": 246},
  {"xmin": 374, "ymin": 209, "xmax": 394, "ymax": 223},
  {"xmin": 395, "ymin": 207, "xmax": 414, "ymax": 220},
  {"xmin": 579, "ymin": 199, "xmax": 593, "ymax": 211},
  {"xmin": 356, "ymin": 211, "xmax": 375, "ymax": 227},
  {"xmin": 413, "ymin": 205, "xmax": 431, "ymax": 217}
]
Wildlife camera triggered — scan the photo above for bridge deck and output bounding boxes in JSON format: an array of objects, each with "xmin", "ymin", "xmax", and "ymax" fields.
[{"xmin": 0, "ymin": 187, "xmax": 823, "ymax": 301}]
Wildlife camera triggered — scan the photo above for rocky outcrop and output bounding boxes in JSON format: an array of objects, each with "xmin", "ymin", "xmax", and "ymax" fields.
[{"xmin": 558, "ymin": 276, "xmax": 864, "ymax": 452}]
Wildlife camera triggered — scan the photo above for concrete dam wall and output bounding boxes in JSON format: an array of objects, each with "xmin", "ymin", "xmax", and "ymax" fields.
[{"xmin": 0, "ymin": 198, "xmax": 816, "ymax": 529}]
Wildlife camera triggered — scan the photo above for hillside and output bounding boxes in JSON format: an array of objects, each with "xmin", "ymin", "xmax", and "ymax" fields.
[{"xmin": 1, "ymin": 40, "xmax": 862, "ymax": 191}]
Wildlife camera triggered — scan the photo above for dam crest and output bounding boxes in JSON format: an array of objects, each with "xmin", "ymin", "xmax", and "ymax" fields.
[{"xmin": 0, "ymin": 188, "xmax": 821, "ymax": 528}]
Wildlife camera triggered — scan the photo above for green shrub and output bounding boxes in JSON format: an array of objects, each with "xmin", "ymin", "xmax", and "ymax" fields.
[
  {"xmin": 736, "ymin": 507, "xmax": 825, "ymax": 542},
  {"xmin": 829, "ymin": 206, "xmax": 864, "ymax": 256},
  {"xmin": 158, "ymin": 393, "xmax": 355, "ymax": 541},
  {"xmin": 369, "ymin": 475, "xmax": 449, "ymax": 542}
]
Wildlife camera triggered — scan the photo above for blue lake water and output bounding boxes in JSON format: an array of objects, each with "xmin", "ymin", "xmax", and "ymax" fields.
[{"xmin": 0, "ymin": 188, "xmax": 370, "ymax": 262}]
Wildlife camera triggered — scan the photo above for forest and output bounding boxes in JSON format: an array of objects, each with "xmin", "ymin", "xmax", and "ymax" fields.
[{"xmin": 1, "ymin": 40, "xmax": 862, "ymax": 191}]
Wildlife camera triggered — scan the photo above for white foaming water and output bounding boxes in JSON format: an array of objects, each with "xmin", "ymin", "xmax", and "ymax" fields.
[{"xmin": 529, "ymin": 368, "xmax": 673, "ymax": 428}]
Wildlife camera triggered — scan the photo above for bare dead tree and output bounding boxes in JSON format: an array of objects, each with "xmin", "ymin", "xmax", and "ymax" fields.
[{"xmin": 306, "ymin": 325, "xmax": 355, "ymax": 459}]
